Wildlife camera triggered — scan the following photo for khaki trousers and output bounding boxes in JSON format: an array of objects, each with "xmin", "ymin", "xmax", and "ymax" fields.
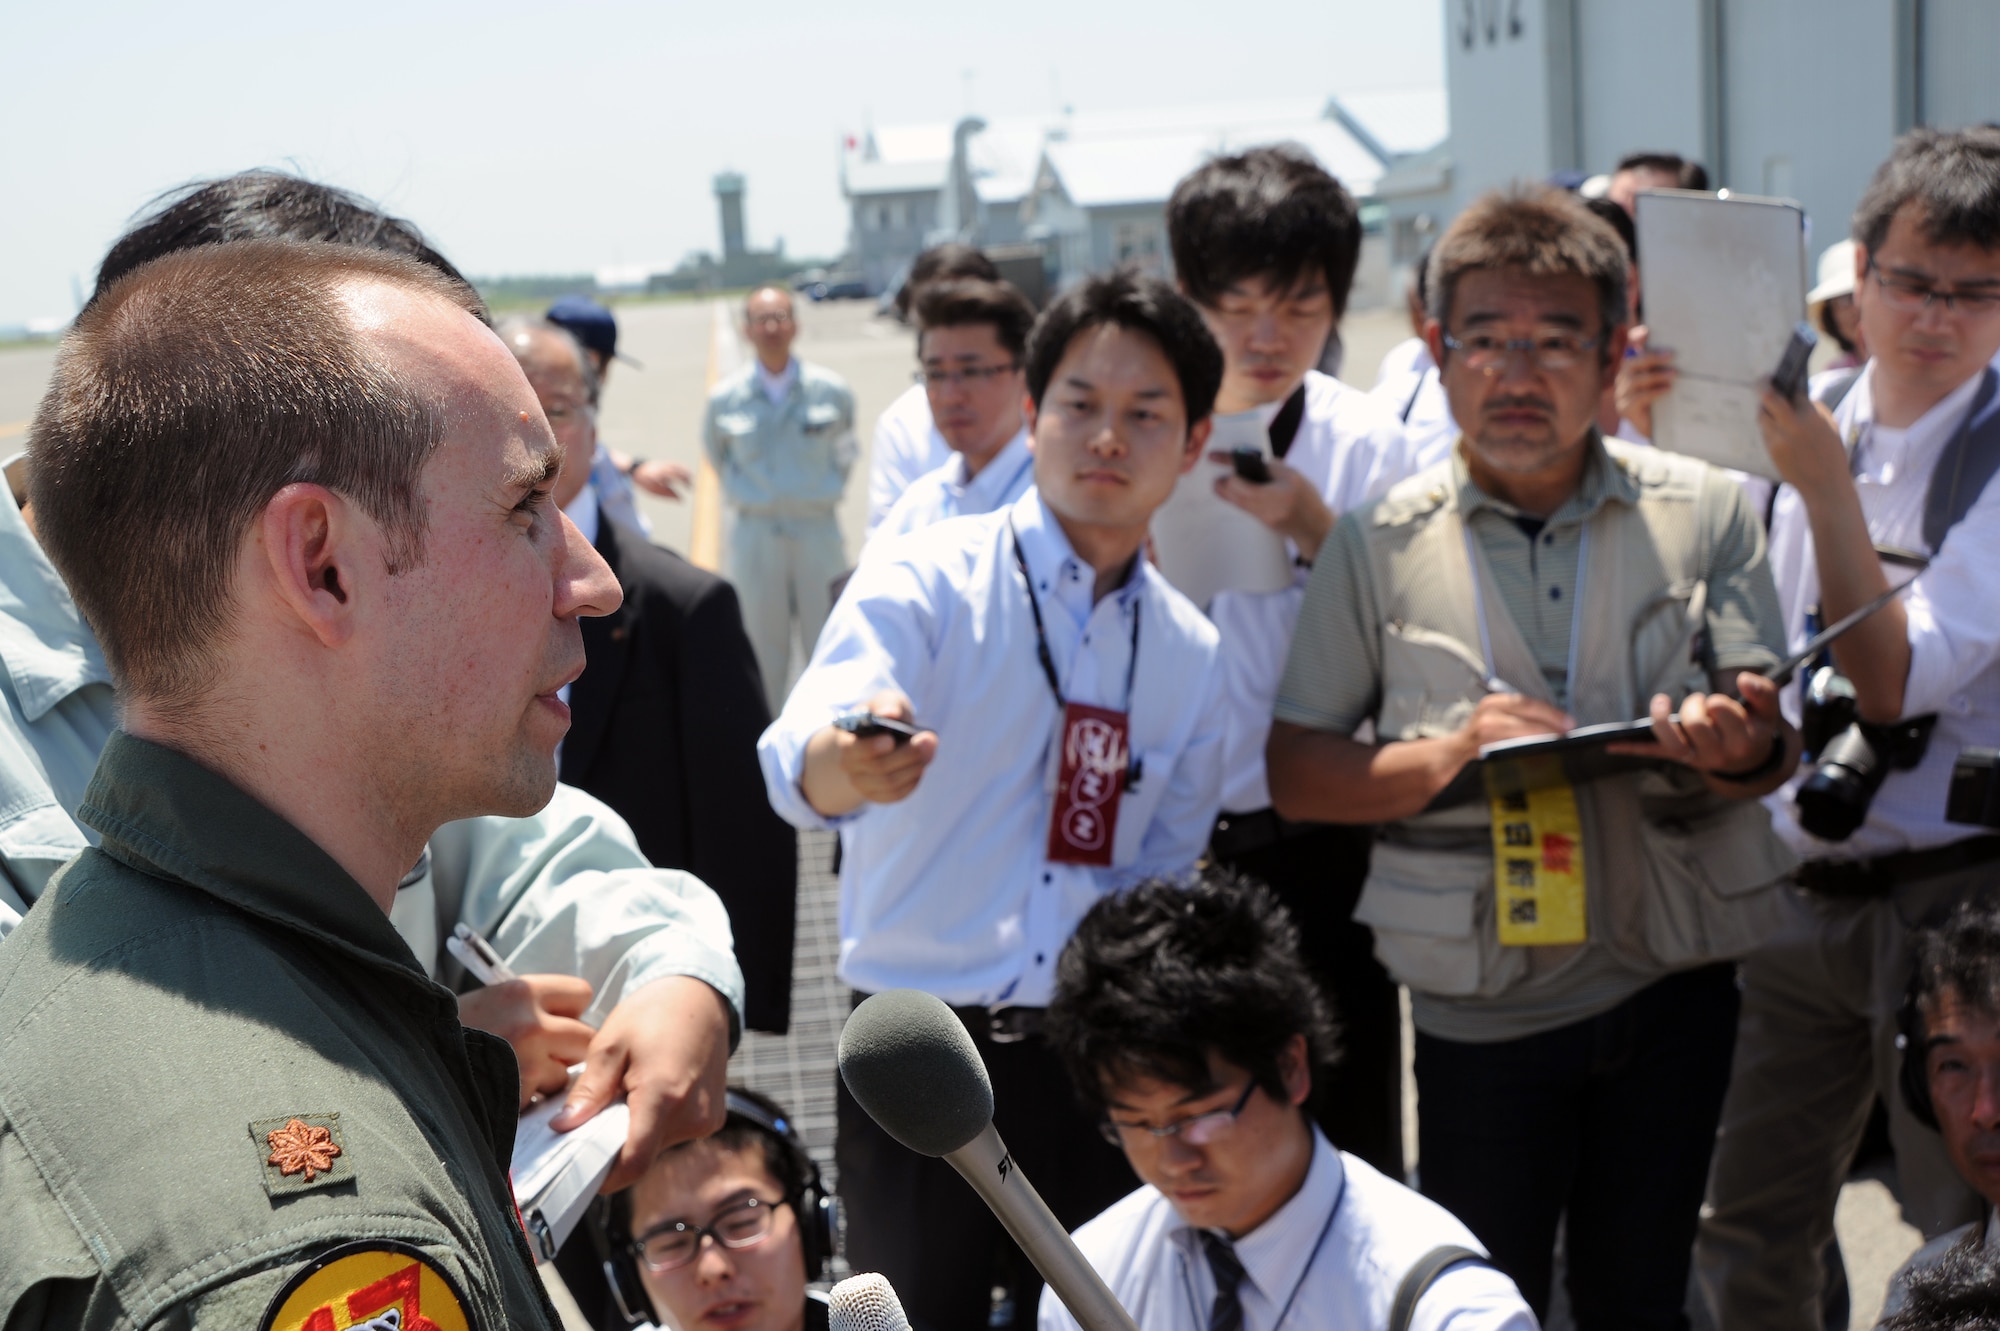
[
  {"xmin": 728, "ymin": 508, "xmax": 845, "ymax": 715},
  {"xmin": 1696, "ymin": 863, "xmax": 1991, "ymax": 1329}
]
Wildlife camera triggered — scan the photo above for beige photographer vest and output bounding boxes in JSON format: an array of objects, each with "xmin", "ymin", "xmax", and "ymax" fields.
[{"xmin": 1354, "ymin": 442, "xmax": 1796, "ymax": 1001}]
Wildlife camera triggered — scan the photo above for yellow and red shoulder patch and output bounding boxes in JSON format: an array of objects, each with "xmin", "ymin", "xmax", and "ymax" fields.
[{"xmin": 259, "ymin": 1241, "xmax": 474, "ymax": 1331}]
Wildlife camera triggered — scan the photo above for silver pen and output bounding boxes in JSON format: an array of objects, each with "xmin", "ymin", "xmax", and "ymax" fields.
[{"xmin": 446, "ymin": 922, "xmax": 518, "ymax": 986}]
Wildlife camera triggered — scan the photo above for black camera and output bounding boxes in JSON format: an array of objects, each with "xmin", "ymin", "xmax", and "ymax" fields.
[
  {"xmin": 1796, "ymin": 718, "xmax": 1937, "ymax": 841},
  {"xmin": 1799, "ymin": 667, "xmax": 1856, "ymax": 758},
  {"xmin": 1947, "ymin": 749, "xmax": 2000, "ymax": 829},
  {"xmin": 1795, "ymin": 666, "xmax": 1938, "ymax": 842}
]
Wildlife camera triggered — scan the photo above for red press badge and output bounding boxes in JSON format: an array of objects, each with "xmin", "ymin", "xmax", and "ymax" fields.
[{"xmin": 1046, "ymin": 702, "xmax": 1131, "ymax": 866}]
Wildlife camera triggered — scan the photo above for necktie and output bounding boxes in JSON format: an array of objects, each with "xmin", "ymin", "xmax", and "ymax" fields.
[{"xmin": 1201, "ymin": 1232, "xmax": 1248, "ymax": 1331}]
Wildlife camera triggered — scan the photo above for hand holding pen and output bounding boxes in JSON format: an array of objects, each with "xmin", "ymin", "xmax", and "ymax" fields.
[{"xmin": 449, "ymin": 923, "xmax": 597, "ymax": 1110}]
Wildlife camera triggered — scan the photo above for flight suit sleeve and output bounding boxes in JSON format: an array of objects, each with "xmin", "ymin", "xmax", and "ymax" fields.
[{"xmin": 427, "ymin": 788, "xmax": 746, "ymax": 1036}]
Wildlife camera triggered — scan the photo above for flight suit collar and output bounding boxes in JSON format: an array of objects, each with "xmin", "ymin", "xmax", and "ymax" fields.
[{"xmin": 76, "ymin": 731, "xmax": 434, "ymax": 986}]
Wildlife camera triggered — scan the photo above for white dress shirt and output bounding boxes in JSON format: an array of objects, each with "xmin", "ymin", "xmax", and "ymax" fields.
[
  {"xmin": 758, "ymin": 488, "xmax": 1226, "ymax": 1006},
  {"xmin": 755, "ymin": 357, "xmax": 799, "ymax": 404},
  {"xmin": 1371, "ymin": 341, "xmax": 1459, "ymax": 472},
  {"xmin": 867, "ymin": 426, "xmax": 1035, "ymax": 548},
  {"xmin": 865, "ymin": 382, "xmax": 953, "ymax": 533},
  {"xmin": 1039, "ymin": 1128, "xmax": 1536, "ymax": 1331},
  {"xmin": 1374, "ymin": 336, "xmax": 1432, "ymax": 390},
  {"xmin": 588, "ymin": 440, "xmax": 652, "ymax": 538},
  {"xmin": 1766, "ymin": 361, "xmax": 2000, "ymax": 857},
  {"xmin": 1210, "ymin": 371, "xmax": 1419, "ymax": 813}
]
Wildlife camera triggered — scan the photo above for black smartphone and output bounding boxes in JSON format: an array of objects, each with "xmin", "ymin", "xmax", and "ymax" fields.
[
  {"xmin": 833, "ymin": 711, "xmax": 921, "ymax": 745},
  {"xmin": 1229, "ymin": 447, "xmax": 1273, "ymax": 484},
  {"xmin": 1771, "ymin": 321, "xmax": 1819, "ymax": 402}
]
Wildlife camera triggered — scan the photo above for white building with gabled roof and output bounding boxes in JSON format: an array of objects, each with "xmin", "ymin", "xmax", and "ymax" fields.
[{"xmin": 839, "ymin": 90, "xmax": 1448, "ymax": 304}]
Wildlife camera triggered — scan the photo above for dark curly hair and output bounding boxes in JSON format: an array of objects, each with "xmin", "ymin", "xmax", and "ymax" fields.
[
  {"xmin": 1910, "ymin": 898, "xmax": 2000, "ymax": 1023},
  {"xmin": 1882, "ymin": 1228, "xmax": 2000, "ymax": 1330},
  {"xmin": 1047, "ymin": 871, "xmax": 1341, "ymax": 1118}
]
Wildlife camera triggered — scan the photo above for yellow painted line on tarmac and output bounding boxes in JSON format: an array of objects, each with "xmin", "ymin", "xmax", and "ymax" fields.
[{"xmin": 687, "ymin": 304, "xmax": 728, "ymax": 571}]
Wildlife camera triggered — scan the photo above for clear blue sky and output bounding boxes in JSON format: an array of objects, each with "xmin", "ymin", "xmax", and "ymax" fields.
[{"xmin": 0, "ymin": 0, "xmax": 1442, "ymax": 326}]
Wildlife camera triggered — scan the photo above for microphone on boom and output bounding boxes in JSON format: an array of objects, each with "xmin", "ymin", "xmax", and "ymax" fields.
[{"xmin": 836, "ymin": 989, "xmax": 1141, "ymax": 1331}]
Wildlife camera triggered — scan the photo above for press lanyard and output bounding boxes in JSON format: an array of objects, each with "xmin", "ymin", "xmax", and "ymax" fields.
[
  {"xmin": 1462, "ymin": 522, "xmax": 1589, "ymax": 706},
  {"xmin": 1009, "ymin": 521, "xmax": 1143, "ymax": 712},
  {"xmin": 1175, "ymin": 1177, "xmax": 1343, "ymax": 1331}
]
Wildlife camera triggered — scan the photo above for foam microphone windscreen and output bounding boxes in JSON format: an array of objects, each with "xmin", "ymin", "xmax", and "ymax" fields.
[
  {"xmin": 829, "ymin": 1273, "xmax": 914, "ymax": 1331},
  {"xmin": 837, "ymin": 988, "xmax": 994, "ymax": 1157}
]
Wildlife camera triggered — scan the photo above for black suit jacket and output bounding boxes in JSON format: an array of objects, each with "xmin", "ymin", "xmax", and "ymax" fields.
[{"xmin": 561, "ymin": 517, "xmax": 798, "ymax": 1033}]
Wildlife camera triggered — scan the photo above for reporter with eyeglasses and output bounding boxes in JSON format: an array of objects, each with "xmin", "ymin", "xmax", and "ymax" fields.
[
  {"xmin": 1697, "ymin": 128, "xmax": 2000, "ymax": 1331},
  {"xmin": 1265, "ymin": 187, "xmax": 1800, "ymax": 1328},
  {"xmin": 591, "ymin": 1087, "xmax": 837, "ymax": 1331},
  {"xmin": 1039, "ymin": 873, "xmax": 1536, "ymax": 1331},
  {"xmin": 867, "ymin": 279, "xmax": 1039, "ymax": 547}
]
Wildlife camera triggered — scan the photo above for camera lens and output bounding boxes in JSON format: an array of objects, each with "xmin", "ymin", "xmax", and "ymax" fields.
[
  {"xmin": 1795, "ymin": 715, "xmax": 1940, "ymax": 843},
  {"xmin": 1796, "ymin": 725, "xmax": 1881, "ymax": 842}
]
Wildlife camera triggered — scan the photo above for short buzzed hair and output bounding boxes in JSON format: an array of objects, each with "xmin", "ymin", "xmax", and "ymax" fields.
[
  {"xmin": 1427, "ymin": 186, "xmax": 1631, "ymax": 338},
  {"xmin": 30, "ymin": 239, "xmax": 484, "ymax": 706}
]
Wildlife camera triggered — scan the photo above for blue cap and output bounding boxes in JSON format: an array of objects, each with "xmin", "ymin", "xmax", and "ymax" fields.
[{"xmin": 546, "ymin": 295, "xmax": 640, "ymax": 368}]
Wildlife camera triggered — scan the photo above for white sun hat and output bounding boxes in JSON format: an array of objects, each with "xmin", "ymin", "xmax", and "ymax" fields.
[{"xmin": 1808, "ymin": 239, "xmax": 1859, "ymax": 309}]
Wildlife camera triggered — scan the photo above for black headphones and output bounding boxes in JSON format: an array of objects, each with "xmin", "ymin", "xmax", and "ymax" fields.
[{"xmin": 590, "ymin": 1089, "xmax": 839, "ymax": 1327}]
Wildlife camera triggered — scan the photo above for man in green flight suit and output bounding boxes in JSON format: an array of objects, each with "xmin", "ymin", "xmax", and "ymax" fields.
[{"xmin": 0, "ymin": 238, "xmax": 624, "ymax": 1329}]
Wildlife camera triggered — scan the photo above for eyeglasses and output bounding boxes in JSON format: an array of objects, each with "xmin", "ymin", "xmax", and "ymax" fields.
[
  {"xmin": 1099, "ymin": 1079, "xmax": 1257, "ymax": 1148},
  {"xmin": 915, "ymin": 362, "xmax": 1020, "ymax": 388},
  {"xmin": 1440, "ymin": 331, "xmax": 1604, "ymax": 373},
  {"xmin": 1868, "ymin": 263, "xmax": 2000, "ymax": 317},
  {"xmin": 747, "ymin": 313, "xmax": 795, "ymax": 329},
  {"xmin": 630, "ymin": 1195, "xmax": 787, "ymax": 1273}
]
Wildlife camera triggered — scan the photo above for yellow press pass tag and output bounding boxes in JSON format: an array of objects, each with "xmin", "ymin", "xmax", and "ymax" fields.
[{"xmin": 1486, "ymin": 756, "xmax": 1587, "ymax": 946}]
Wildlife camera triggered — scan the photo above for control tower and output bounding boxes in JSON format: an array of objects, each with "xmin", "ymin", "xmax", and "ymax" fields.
[{"xmin": 714, "ymin": 172, "xmax": 747, "ymax": 262}]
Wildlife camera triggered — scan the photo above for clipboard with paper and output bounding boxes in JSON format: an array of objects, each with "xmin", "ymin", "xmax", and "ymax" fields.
[
  {"xmin": 511, "ymin": 1068, "xmax": 631, "ymax": 1263},
  {"xmin": 1147, "ymin": 408, "xmax": 1292, "ymax": 610},
  {"xmin": 1423, "ymin": 577, "xmax": 1914, "ymax": 811},
  {"xmin": 1635, "ymin": 189, "xmax": 1809, "ymax": 480}
]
